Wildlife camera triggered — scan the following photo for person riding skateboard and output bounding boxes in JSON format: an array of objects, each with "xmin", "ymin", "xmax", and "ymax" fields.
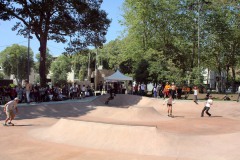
[
  {"xmin": 3, "ymin": 97, "xmax": 19, "ymax": 126},
  {"xmin": 105, "ymin": 85, "xmax": 115, "ymax": 104},
  {"xmin": 201, "ymin": 95, "xmax": 213, "ymax": 117}
]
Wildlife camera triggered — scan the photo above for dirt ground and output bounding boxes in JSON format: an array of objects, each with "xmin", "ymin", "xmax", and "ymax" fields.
[{"xmin": 0, "ymin": 94, "xmax": 240, "ymax": 160}]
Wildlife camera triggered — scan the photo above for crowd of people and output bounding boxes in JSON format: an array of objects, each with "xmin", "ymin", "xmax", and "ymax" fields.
[
  {"xmin": 132, "ymin": 82, "xmax": 192, "ymax": 99},
  {"xmin": 0, "ymin": 80, "xmax": 94, "ymax": 105}
]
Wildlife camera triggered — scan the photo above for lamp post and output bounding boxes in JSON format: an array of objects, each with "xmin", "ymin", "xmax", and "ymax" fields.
[
  {"xmin": 87, "ymin": 52, "xmax": 91, "ymax": 81},
  {"xmin": 94, "ymin": 48, "xmax": 98, "ymax": 92},
  {"xmin": 197, "ymin": 0, "xmax": 201, "ymax": 70},
  {"xmin": 27, "ymin": 18, "xmax": 30, "ymax": 82}
]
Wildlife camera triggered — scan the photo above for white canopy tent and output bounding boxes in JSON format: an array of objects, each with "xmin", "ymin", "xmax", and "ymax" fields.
[
  {"xmin": 104, "ymin": 70, "xmax": 133, "ymax": 94},
  {"xmin": 104, "ymin": 70, "xmax": 133, "ymax": 82}
]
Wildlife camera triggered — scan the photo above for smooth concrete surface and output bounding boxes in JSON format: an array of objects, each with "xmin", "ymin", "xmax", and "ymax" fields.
[{"xmin": 0, "ymin": 94, "xmax": 240, "ymax": 160}]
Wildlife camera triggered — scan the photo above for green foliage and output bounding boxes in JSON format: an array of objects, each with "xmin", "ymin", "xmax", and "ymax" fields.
[
  {"xmin": 105, "ymin": 0, "xmax": 240, "ymax": 89},
  {"xmin": 0, "ymin": 0, "xmax": 111, "ymax": 86},
  {"xmin": 50, "ymin": 55, "xmax": 71, "ymax": 86},
  {"xmin": 0, "ymin": 44, "xmax": 34, "ymax": 83},
  {"xmin": 34, "ymin": 49, "xmax": 54, "ymax": 75},
  {"xmin": 79, "ymin": 67, "xmax": 87, "ymax": 81},
  {"xmin": 72, "ymin": 50, "xmax": 90, "ymax": 79},
  {"xmin": 0, "ymin": 72, "xmax": 4, "ymax": 80}
]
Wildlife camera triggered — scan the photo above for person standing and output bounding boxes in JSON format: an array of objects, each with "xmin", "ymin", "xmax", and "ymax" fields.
[
  {"xmin": 3, "ymin": 97, "xmax": 19, "ymax": 126},
  {"xmin": 25, "ymin": 80, "xmax": 32, "ymax": 104},
  {"xmin": 140, "ymin": 82, "xmax": 145, "ymax": 96},
  {"xmin": 170, "ymin": 82, "xmax": 177, "ymax": 99},
  {"xmin": 153, "ymin": 86, "xmax": 157, "ymax": 98},
  {"xmin": 81, "ymin": 85, "xmax": 86, "ymax": 98},
  {"xmin": 16, "ymin": 84, "xmax": 23, "ymax": 103},
  {"xmin": 157, "ymin": 83, "xmax": 163, "ymax": 98},
  {"xmin": 201, "ymin": 95, "xmax": 213, "ymax": 117},
  {"xmin": 163, "ymin": 94, "xmax": 175, "ymax": 117},
  {"xmin": 193, "ymin": 86, "xmax": 198, "ymax": 104},
  {"xmin": 237, "ymin": 86, "xmax": 240, "ymax": 102},
  {"xmin": 164, "ymin": 82, "xmax": 170, "ymax": 99}
]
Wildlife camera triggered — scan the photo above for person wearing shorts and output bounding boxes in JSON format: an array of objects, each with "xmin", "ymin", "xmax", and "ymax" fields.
[
  {"xmin": 3, "ymin": 97, "xmax": 19, "ymax": 126},
  {"xmin": 163, "ymin": 94, "xmax": 175, "ymax": 117}
]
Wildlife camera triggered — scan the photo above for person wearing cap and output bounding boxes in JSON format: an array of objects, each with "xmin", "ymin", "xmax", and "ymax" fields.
[
  {"xmin": 201, "ymin": 95, "xmax": 213, "ymax": 117},
  {"xmin": 3, "ymin": 97, "xmax": 19, "ymax": 126}
]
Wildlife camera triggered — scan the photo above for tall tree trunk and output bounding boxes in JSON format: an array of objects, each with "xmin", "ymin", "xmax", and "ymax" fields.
[
  {"xmin": 231, "ymin": 67, "xmax": 236, "ymax": 92},
  {"xmin": 39, "ymin": 36, "xmax": 47, "ymax": 87}
]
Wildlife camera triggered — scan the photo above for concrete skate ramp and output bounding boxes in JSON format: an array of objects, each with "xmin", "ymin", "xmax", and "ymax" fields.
[
  {"xmin": 71, "ymin": 106, "xmax": 168, "ymax": 127},
  {"xmin": 93, "ymin": 94, "xmax": 158, "ymax": 108},
  {"xmin": 30, "ymin": 118, "xmax": 165, "ymax": 156},
  {"xmin": 106, "ymin": 106, "xmax": 167, "ymax": 122},
  {"xmin": 30, "ymin": 118, "xmax": 240, "ymax": 159}
]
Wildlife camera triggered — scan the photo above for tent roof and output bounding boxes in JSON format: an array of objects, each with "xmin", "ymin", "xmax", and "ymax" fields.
[{"xmin": 104, "ymin": 70, "xmax": 133, "ymax": 81}]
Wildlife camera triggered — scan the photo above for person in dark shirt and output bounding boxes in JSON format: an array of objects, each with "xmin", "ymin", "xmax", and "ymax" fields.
[{"xmin": 105, "ymin": 86, "xmax": 115, "ymax": 104}]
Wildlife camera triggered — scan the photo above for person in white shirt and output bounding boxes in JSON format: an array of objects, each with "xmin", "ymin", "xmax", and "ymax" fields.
[
  {"xmin": 193, "ymin": 86, "xmax": 198, "ymax": 104},
  {"xmin": 81, "ymin": 85, "xmax": 86, "ymax": 98},
  {"xmin": 237, "ymin": 86, "xmax": 240, "ymax": 102},
  {"xmin": 201, "ymin": 95, "xmax": 213, "ymax": 117},
  {"xmin": 3, "ymin": 97, "xmax": 19, "ymax": 126}
]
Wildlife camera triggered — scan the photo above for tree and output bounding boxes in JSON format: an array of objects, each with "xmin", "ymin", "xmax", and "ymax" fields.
[
  {"xmin": 34, "ymin": 49, "xmax": 54, "ymax": 75},
  {"xmin": 71, "ymin": 50, "xmax": 90, "ymax": 81},
  {"xmin": 50, "ymin": 55, "xmax": 71, "ymax": 86},
  {"xmin": 0, "ymin": 0, "xmax": 111, "ymax": 86},
  {"xmin": 0, "ymin": 44, "xmax": 34, "ymax": 84},
  {"xmin": 0, "ymin": 72, "xmax": 4, "ymax": 80}
]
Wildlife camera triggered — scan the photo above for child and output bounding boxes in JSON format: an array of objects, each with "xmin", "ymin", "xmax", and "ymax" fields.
[
  {"xmin": 163, "ymin": 94, "xmax": 175, "ymax": 117},
  {"xmin": 201, "ymin": 95, "xmax": 213, "ymax": 117},
  {"xmin": 3, "ymin": 97, "xmax": 19, "ymax": 126},
  {"xmin": 193, "ymin": 86, "xmax": 198, "ymax": 104}
]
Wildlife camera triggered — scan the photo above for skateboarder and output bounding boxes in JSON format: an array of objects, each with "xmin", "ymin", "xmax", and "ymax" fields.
[
  {"xmin": 105, "ymin": 86, "xmax": 115, "ymax": 104},
  {"xmin": 3, "ymin": 97, "xmax": 19, "ymax": 126},
  {"xmin": 163, "ymin": 94, "xmax": 175, "ymax": 117},
  {"xmin": 201, "ymin": 95, "xmax": 213, "ymax": 117}
]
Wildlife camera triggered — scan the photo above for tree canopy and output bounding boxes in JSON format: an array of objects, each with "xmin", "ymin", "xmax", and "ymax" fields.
[
  {"xmin": 0, "ymin": 44, "xmax": 34, "ymax": 84},
  {"xmin": 96, "ymin": 0, "xmax": 240, "ymax": 92},
  {"xmin": 0, "ymin": 0, "xmax": 111, "ymax": 86}
]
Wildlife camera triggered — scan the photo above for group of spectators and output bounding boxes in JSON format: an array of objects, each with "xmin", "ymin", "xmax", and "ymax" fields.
[
  {"xmin": 0, "ymin": 81, "xmax": 94, "ymax": 105},
  {"xmin": 132, "ymin": 82, "xmax": 192, "ymax": 99}
]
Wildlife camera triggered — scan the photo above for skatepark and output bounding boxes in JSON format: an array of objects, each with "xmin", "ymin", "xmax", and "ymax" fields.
[{"xmin": 1, "ymin": 94, "xmax": 240, "ymax": 160}]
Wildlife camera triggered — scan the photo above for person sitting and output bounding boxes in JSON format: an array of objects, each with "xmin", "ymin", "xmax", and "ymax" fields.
[{"xmin": 222, "ymin": 94, "xmax": 231, "ymax": 101}]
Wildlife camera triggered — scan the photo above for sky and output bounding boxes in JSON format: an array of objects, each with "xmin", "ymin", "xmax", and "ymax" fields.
[{"xmin": 0, "ymin": 0, "xmax": 125, "ymax": 58}]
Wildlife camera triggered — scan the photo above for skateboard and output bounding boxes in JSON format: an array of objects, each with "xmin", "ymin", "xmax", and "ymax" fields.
[{"xmin": 3, "ymin": 123, "xmax": 14, "ymax": 126}]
